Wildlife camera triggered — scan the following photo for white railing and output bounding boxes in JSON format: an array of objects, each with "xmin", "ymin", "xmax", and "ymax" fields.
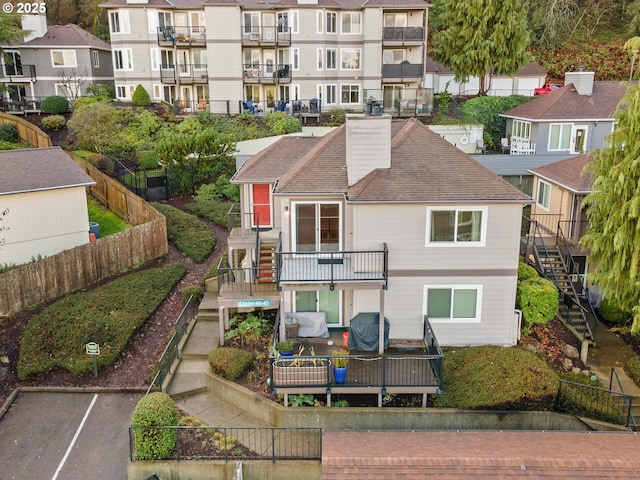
[{"xmin": 510, "ymin": 136, "xmax": 536, "ymax": 155}]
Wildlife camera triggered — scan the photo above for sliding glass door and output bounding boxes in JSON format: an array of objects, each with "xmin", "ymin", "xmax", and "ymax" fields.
[{"xmin": 293, "ymin": 202, "xmax": 341, "ymax": 252}]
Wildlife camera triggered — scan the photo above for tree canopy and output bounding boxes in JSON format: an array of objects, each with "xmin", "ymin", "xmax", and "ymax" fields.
[
  {"xmin": 0, "ymin": 14, "xmax": 27, "ymax": 51},
  {"xmin": 581, "ymin": 83, "xmax": 640, "ymax": 334},
  {"xmin": 433, "ymin": 0, "xmax": 530, "ymax": 95}
]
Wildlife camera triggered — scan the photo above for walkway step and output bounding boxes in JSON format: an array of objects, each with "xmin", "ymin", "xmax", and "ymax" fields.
[
  {"xmin": 167, "ymin": 359, "xmax": 210, "ymax": 399},
  {"xmin": 181, "ymin": 319, "xmax": 220, "ymax": 357},
  {"xmin": 175, "ymin": 392, "xmax": 270, "ymax": 428}
]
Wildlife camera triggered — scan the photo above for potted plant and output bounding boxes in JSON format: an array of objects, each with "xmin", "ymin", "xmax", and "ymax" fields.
[
  {"xmin": 332, "ymin": 348, "xmax": 349, "ymax": 384},
  {"xmin": 276, "ymin": 340, "xmax": 293, "ymax": 357},
  {"xmin": 272, "ymin": 346, "xmax": 330, "ymax": 386}
]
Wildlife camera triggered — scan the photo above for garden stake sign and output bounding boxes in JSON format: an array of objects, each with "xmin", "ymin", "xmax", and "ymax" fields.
[{"xmin": 85, "ymin": 342, "xmax": 100, "ymax": 377}]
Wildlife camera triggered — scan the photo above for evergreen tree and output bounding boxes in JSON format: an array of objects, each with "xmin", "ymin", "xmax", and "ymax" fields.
[
  {"xmin": 581, "ymin": 83, "xmax": 640, "ymax": 335},
  {"xmin": 434, "ymin": 0, "xmax": 530, "ymax": 95},
  {"xmin": 0, "ymin": 14, "xmax": 27, "ymax": 51}
]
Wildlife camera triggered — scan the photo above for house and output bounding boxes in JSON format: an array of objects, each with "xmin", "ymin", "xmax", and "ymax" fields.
[
  {"xmin": 0, "ymin": 147, "xmax": 96, "ymax": 266},
  {"xmin": 225, "ymin": 115, "xmax": 532, "ymax": 353},
  {"xmin": 424, "ymin": 59, "xmax": 547, "ymax": 97},
  {"xmin": 99, "ymin": 0, "xmax": 431, "ymax": 115},
  {"xmin": 0, "ymin": 16, "xmax": 114, "ymax": 112},
  {"xmin": 500, "ymin": 70, "xmax": 627, "ymax": 156}
]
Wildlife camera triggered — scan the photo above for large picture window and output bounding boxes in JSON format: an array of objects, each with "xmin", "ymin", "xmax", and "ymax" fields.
[
  {"xmin": 427, "ymin": 207, "xmax": 486, "ymax": 245},
  {"xmin": 341, "ymin": 12, "xmax": 361, "ymax": 34},
  {"xmin": 548, "ymin": 123, "xmax": 572, "ymax": 151},
  {"xmin": 51, "ymin": 50, "xmax": 77, "ymax": 68},
  {"xmin": 341, "ymin": 49, "xmax": 360, "ymax": 69},
  {"xmin": 341, "ymin": 84, "xmax": 359, "ymax": 104},
  {"xmin": 424, "ymin": 286, "xmax": 482, "ymax": 322}
]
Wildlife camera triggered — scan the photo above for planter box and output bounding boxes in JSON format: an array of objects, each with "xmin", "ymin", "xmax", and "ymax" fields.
[{"xmin": 273, "ymin": 359, "xmax": 330, "ymax": 386}]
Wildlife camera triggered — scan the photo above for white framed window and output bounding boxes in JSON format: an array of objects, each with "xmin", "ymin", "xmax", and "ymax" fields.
[
  {"xmin": 55, "ymin": 84, "xmax": 71, "ymax": 99},
  {"xmin": 290, "ymin": 10, "xmax": 299, "ymax": 34},
  {"xmin": 424, "ymin": 285, "xmax": 482, "ymax": 323},
  {"xmin": 192, "ymin": 50, "xmax": 207, "ymax": 69},
  {"xmin": 92, "ymin": 51, "xmax": 100, "ymax": 68},
  {"xmin": 341, "ymin": 12, "xmax": 361, "ymax": 34},
  {"xmin": 161, "ymin": 49, "xmax": 174, "ymax": 68},
  {"xmin": 153, "ymin": 84, "xmax": 162, "ymax": 100},
  {"xmin": 51, "ymin": 50, "xmax": 77, "ymax": 68},
  {"xmin": 325, "ymin": 84, "xmax": 337, "ymax": 104},
  {"xmin": 116, "ymin": 84, "xmax": 135, "ymax": 99},
  {"xmin": 291, "ymin": 201, "xmax": 342, "ymax": 253},
  {"xmin": 426, "ymin": 207, "xmax": 487, "ymax": 246},
  {"xmin": 109, "ymin": 10, "xmax": 130, "ymax": 34},
  {"xmin": 383, "ymin": 49, "xmax": 405, "ymax": 64},
  {"xmin": 158, "ymin": 11, "xmax": 172, "ymax": 28},
  {"xmin": 292, "ymin": 48, "xmax": 299, "ymax": 70},
  {"xmin": 384, "ymin": 12, "xmax": 407, "ymax": 27},
  {"xmin": 340, "ymin": 48, "xmax": 360, "ymax": 69},
  {"xmin": 511, "ymin": 119, "xmax": 531, "ymax": 140},
  {"xmin": 326, "ymin": 12, "xmax": 337, "ymax": 33},
  {"xmin": 244, "ymin": 12, "xmax": 260, "ymax": 33},
  {"xmin": 150, "ymin": 48, "xmax": 160, "ymax": 70},
  {"xmin": 317, "ymin": 48, "xmax": 323, "ymax": 70},
  {"xmin": 548, "ymin": 123, "xmax": 572, "ymax": 151},
  {"xmin": 113, "ymin": 49, "xmax": 133, "ymax": 71},
  {"xmin": 341, "ymin": 84, "xmax": 359, "ymax": 104},
  {"xmin": 326, "ymin": 48, "xmax": 337, "ymax": 70},
  {"xmin": 317, "ymin": 11, "xmax": 323, "ymax": 33},
  {"xmin": 536, "ymin": 180, "xmax": 551, "ymax": 210},
  {"xmin": 3, "ymin": 50, "xmax": 21, "ymax": 76}
]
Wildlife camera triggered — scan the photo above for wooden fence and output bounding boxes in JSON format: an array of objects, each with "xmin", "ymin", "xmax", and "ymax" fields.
[
  {"xmin": 0, "ymin": 112, "xmax": 52, "ymax": 148},
  {"xmin": 0, "ymin": 153, "xmax": 168, "ymax": 317}
]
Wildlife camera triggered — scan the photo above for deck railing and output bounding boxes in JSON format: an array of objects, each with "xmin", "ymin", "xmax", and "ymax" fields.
[
  {"xmin": 382, "ymin": 26, "xmax": 425, "ymax": 42},
  {"xmin": 217, "ymin": 255, "xmax": 259, "ymax": 295}
]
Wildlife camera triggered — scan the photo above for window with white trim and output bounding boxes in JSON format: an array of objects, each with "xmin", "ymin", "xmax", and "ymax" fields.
[
  {"xmin": 341, "ymin": 12, "xmax": 360, "ymax": 33},
  {"xmin": 153, "ymin": 84, "xmax": 162, "ymax": 100},
  {"xmin": 317, "ymin": 48, "xmax": 323, "ymax": 70},
  {"xmin": 326, "ymin": 48, "xmax": 337, "ymax": 70},
  {"xmin": 113, "ymin": 49, "xmax": 133, "ymax": 71},
  {"xmin": 317, "ymin": 11, "xmax": 323, "ymax": 33},
  {"xmin": 92, "ymin": 51, "xmax": 100, "ymax": 68},
  {"xmin": 341, "ymin": 84, "xmax": 359, "ymax": 104},
  {"xmin": 161, "ymin": 49, "xmax": 174, "ymax": 68},
  {"xmin": 548, "ymin": 123, "xmax": 572, "ymax": 151},
  {"xmin": 244, "ymin": 12, "xmax": 259, "ymax": 34},
  {"xmin": 383, "ymin": 49, "xmax": 405, "ymax": 64},
  {"xmin": 3, "ymin": 51, "xmax": 21, "ymax": 76},
  {"xmin": 511, "ymin": 119, "xmax": 531, "ymax": 141},
  {"xmin": 290, "ymin": 10, "xmax": 299, "ymax": 34},
  {"xmin": 384, "ymin": 12, "xmax": 407, "ymax": 27},
  {"xmin": 55, "ymin": 84, "xmax": 71, "ymax": 99},
  {"xmin": 326, "ymin": 12, "xmax": 337, "ymax": 33},
  {"xmin": 325, "ymin": 84, "xmax": 337, "ymax": 104},
  {"xmin": 51, "ymin": 50, "xmax": 77, "ymax": 68},
  {"xmin": 424, "ymin": 285, "xmax": 482, "ymax": 323},
  {"xmin": 292, "ymin": 48, "xmax": 299, "ymax": 70},
  {"xmin": 116, "ymin": 84, "xmax": 135, "ymax": 99},
  {"xmin": 341, "ymin": 48, "xmax": 360, "ymax": 69},
  {"xmin": 192, "ymin": 50, "xmax": 207, "ymax": 69},
  {"xmin": 536, "ymin": 180, "xmax": 551, "ymax": 210},
  {"xmin": 158, "ymin": 11, "xmax": 172, "ymax": 28},
  {"xmin": 426, "ymin": 207, "xmax": 487, "ymax": 245},
  {"xmin": 109, "ymin": 10, "xmax": 130, "ymax": 34}
]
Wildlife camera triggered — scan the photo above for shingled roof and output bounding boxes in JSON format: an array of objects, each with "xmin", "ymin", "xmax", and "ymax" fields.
[
  {"xmin": 501, "ymin": 82, "xmax": 628, "ymax": 121},
  {"xmin": 0, "ymin": 147, "xmax": 95, "ymax": 196},
  {"xmin": 233, "ymin": 117, "xmax": 532, "ymax": 204},
  {"xmin": 529, "ymin": 153, "xmax": 594, "ymax": 194},
  {"xmin": 20, "ymin": 24, "xmax": 111, "ymax": 51}
]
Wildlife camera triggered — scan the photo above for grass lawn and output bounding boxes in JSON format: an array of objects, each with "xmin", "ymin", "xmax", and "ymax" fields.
[
  {"xmin": 88, "ymin": 197, "xmax": 129, "ymax": 237},
  {"xmin": 0, "ymin": 140, "xmax": 27, "ymax": 150}
]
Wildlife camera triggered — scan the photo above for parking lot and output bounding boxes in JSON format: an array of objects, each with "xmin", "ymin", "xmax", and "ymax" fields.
[{"xmin": 0, "ymin": 391, "xmax": 142, "ymax": 480}]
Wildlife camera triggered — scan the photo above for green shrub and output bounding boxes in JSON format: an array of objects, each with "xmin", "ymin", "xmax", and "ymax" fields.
[
  {"xmin": 518, "ymin": 260, "xmax": 539, "ymax": 281},
  {"xmin": 598, "ymin": 298, "xmax": 632, "ymax": 325},
  {"xmin": 40, "ymin": 115, "xmax": 66, "ymax": 131},
  {"xmin": 132, "ymin": 84, "xmax": 151, "ymax": 107},
  {"xmin": 0, "ymin": 124, "xmax": 18, "ymax": 142},
  {"xmin": 208, "ymin": 347, "xmax": 255, "ymax": 380},
  {"xmin": 137, "ymin": 149, "xmax": 160, "ymax": 170},
  {"xmin": 224, "ymin": 313, "xmax": 272, "ymax": 345},
  {"xmin": 181, "ymin": 285, "xmax": 202, "ymax": 304},
  {"xmin": 131, "ymin": 392, "xmax": 179, "ymax": 460},
  {"xmin": 41, "ymin": 95, "xmax": 69, "ymax": 114},
  {"xmin": 151, "ymin": 202, "xmax": 216, "ymax": 262},
  {"xmin": 626, "ymin": 357, "xmax": 640, "ymax": 386},
  {"xmin": 264, "ymin": 111, "xmax": 302, "ymax": 135},
  {"xmin": 517, "ymin": 268, "xmax": 559, "ymax": 335},
  {"xmin": 17, "ymin": 263, "xmax": 187, "ymax": 379},
  {"xmin": 434, "ymin": 346, "xmax": 558, "ymax": 410},
  {"xmin": 86, "ymin": 153, "xmax": 114, "ymax": 175}
]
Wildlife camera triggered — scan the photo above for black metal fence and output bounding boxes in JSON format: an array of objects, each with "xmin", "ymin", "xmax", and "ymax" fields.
[
  {"xmin": 112, "ymin": 156, "xmax": 168, "ymax": 201},
  {"xmin": 147, "ymin": 295, "xmax": 196, "ymax": 394},
  {"xmin": 129, "ymin": 425, "xmax": 322, "ymax": 462},
  {"xmin": 556, "ymin": 379, "xmax": 633, "ymax": 427}
]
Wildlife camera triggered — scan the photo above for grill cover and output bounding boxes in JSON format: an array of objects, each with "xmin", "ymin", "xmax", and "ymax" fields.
[{"xmin": 348, "ymin": 312, "xmax": 390, "ymax": 351}]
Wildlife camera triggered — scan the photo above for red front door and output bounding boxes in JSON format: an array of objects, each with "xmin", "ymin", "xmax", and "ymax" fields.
[{"xmin": 251, "ymin": 184, "xmax": 271, "ymax": 227}]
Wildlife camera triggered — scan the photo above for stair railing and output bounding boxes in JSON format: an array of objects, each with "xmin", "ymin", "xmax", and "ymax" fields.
[
  {"xmin": 610, "ymin": 368, "xmax": 637, "ymax": 431},
  {"xmin": 252, "ymin": 211, "xmax": 260, "ymax": 287},
  {"xmin": 529, "ymin": 219, "xmax": 561, "ymax": 287}
]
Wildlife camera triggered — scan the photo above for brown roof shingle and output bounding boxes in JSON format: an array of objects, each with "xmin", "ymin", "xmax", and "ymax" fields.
[
  {"xmin": 0, "ymin": 147, "xmax": 95, "ymax": 195},
  {"xmin": 529, "ymin": 153, "xmax": 594, "ymax": 193},
  {"xmin": 21, "ymin": 24, "xmax": 111, "ymax": 50}
]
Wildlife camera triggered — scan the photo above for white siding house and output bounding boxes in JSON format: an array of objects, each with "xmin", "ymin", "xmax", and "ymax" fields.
[{"xmin": 0, "ymin": 147, "xmax": 96, "ymax": 266}]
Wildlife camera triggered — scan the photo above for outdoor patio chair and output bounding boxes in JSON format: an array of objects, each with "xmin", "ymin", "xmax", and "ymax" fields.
[
  {"xmin": 475, "ymin": 138, "xmax": 486, "ymax": 154},
  {"xmin": 501, "ymin": 137, "xmax": 511, "ymax": 153}
]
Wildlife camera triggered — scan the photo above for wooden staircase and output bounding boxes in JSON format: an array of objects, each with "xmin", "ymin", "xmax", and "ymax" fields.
[{"xmin": 257, "ymin": 241, "xmax": 276, "ymax": 283}]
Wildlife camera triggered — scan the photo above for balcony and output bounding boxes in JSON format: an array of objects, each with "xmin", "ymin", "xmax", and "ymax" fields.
[
  {"xmin": 382, "ymin": 62, "xmax": 423, "ymax": 82},
  {"xmin": 382, "ymin": 27, "xmax": 425, "ymax": 45},
  {"xmin": 157, "ymin": 26, "xmax": 206, "ymax": 47},
  {"xmin": 160, "ymin": 64, "xmax": 208, "ymax": 84},
  {"xmin": 0, "ymin": 96, "xmax": 44, "ymax": 114},
  {"xmin": 243, "ymin": 63, "xmax": 291, "ymax": 84},
  {"xmin": 242, "ymin": 26, "xmax": 291, "ymax": 46},
  {"xmin": 0, "ymin": 64, "xmax": 36, "ymax": 81},
  {"xmin": 270, "ymin": 313, "xmax": 443, "ymax": 405}
]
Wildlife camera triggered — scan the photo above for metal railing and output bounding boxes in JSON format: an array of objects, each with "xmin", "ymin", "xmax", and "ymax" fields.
[
  {"xmin": 0, "ymin": 96, "xmax": 45, "ymax": 114},
  {"xmin": 610, "ymin": 368, "xmax": 637, "ymax": 431},
  {"xmin": 382, "ymin": 62, "xmax": 423, "ymax": 79},
  {"xmin": 147, "ymin": 295, "xmax": 196, "ymax": 394},
  {"xmin": 129, "ymin": 425, "xmax": 322, "ymax": 462},
  {"xmin": 0, "ymin": 64, "xmax": 36, "ymax": 80},
  {"xmin": 160, "ymin": 64, "xmax": 208, "ymax": 83},
  {"xmin": 243, "ymin": 63, "xmax": 291, "ymax": 82},
  {"xmin": 423, "ymin": 315, "xmax": 444, "ymax": 390},
  {"xmin": 382, "ymin": 26, "xmax": 425, "ymax": 42},
  {"xmin": 556, "ymin": 379, "xmax": 634, "ymax": 428},
  {"xmin": 241, "ymin": 26, "xmax": 291, "ymax": 45},
  {"xmin": 216, "ymin": 255, "xmax": 260, "ymax": 296},
  {"xmin": 276, "ymin": 244, "xmax": 388, "ymax": 288},
  {"xmin": 157, "ymin": 26, "xmax": 206, "ymax": 46}
]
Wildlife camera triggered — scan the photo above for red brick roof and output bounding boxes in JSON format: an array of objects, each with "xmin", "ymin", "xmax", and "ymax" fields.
[
  {"xmin": 529, "ymin": 153, "xmax": 594, "ymax": 193},
  {"xmin": 322, "ymin": 431, "xmax": 640, "ymax": 479}
]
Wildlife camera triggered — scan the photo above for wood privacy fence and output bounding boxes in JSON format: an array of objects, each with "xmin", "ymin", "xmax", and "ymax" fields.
[
  {"xmin": 0, "ymin": 112, "xmax": 52, "ymax": 148},
  {"xmin": 0, "ymin": 153, "xmax": 168, "ymax": 317}
]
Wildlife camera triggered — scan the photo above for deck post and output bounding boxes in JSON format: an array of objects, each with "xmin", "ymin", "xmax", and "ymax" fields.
[
  {"xmin": 379, "ymin": 286, "xmax": 385, "ymax": 354},
  {"xmin": 219, "ymin": 306, "xmax": 226, "ymax": 346}
]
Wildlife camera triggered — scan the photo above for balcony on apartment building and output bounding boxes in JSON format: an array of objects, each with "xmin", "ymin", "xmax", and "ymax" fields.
[
  {"xmin": 157, "ymin": 26, "xmax": 206, "ymax": 47},
  {"xmin": 382, "ymin": 61, "xmax": 424, "ymax": 82},
  {"xmin": 241, "ymin": 26, "xmax": 291, "ymax": 46},
  {"xmin": 0, "ymin": 64, "xmax": 37, "ymax": 82},
  {"xmin": 243, "ymin": 63, "xmax": 291, "ymax": 84},
  {"xmin": 382, "ymin": 26, "xmax": 425, "ymax": 45},
  {"xmin": 160, "ymin": 64, "xmax": 209, "ymax": 84}
]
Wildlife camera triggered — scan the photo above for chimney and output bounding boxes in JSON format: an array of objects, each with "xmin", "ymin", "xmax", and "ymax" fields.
[
  {"xmin": 346, "ymin": 114, "xmax": 391, "ymax": 186},
  {"xmin": 564, "ymin": 70, "xmax": 595, "ymax": 96},
  {"xmin": 21, "ymin": 14, "xmax": 47, "ymax": 42}
]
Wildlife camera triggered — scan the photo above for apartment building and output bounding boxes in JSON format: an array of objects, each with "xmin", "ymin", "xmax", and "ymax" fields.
[{"xmin": 100, "ymin": 0, "xmax": 431, "ymax": 115}]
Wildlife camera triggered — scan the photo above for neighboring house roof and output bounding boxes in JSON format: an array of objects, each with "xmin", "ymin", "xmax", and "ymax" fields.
[
  {"xmin": 19, "ymin": 24, "xmax": 111, "ymax": 51},
  {"xmin": 425, "ymin": 58, "xmax": 545, "ymax": 77},
  {"xmin": 529, "ymin": 153, "xmax": 594, "ymax": 194},
  {"xmin": 234, "ymin": 118, "xmax": 532, "ymax": 204},
  {"xmin": 322, "ymin": 431, "xmax": 640, "ymax": 479},
  {"xmin": 472, "ymin": 154, "xmax": 570, "ymax": 176},
  {"xmin": 0, "ymin": 147, "xmax": 95, "ymax": 196},
  {"xmin": 501, "ymin": 82, "xmax": 627, "ymax": 122},
  {"xmin": 102, "ymin": 0, "xmax": 428, "ymax": 8}
]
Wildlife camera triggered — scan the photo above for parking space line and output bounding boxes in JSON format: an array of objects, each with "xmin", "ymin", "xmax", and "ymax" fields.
[{"xmin": 51, "ymin": 393, "xmax": 99, "ymax": 480}]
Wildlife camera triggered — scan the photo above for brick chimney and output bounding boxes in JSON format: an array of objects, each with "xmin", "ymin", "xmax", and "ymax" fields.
[{"xmin": 346, "ymin": 114, "xmax": 391, "ymax": 186}]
